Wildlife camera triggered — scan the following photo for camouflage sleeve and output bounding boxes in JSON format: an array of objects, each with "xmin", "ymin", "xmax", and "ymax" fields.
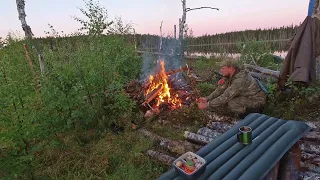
[
  {"xmin": 206, "ymin": 83, "xmax": 228, "ymax": 101},
  {"xmin": 208, "ymin": 78, "xmax": 244, "ymax": 108}
]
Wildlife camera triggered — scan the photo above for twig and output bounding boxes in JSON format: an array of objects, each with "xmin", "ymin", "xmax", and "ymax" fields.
[{"xmin": 186, "ymin": 7, "xmax": 219, "ymax": 12}]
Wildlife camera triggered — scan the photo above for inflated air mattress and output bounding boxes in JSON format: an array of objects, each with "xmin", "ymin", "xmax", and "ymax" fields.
[{"xmin": 158, "ymin": 113, "xmax": 311, "ymax": 180}]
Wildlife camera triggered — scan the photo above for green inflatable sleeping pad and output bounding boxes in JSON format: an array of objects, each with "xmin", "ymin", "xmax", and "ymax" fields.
[{"xmin": 158, "ymin": 113, "xmax": 311, "ymax": 180}]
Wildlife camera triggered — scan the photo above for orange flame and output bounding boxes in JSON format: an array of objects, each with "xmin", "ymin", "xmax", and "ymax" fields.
[{"xmin": 145, "ymin": 60, "xmax": 182, "ymax": 109}]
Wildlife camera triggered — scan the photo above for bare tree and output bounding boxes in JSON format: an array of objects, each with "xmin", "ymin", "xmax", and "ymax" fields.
[
  {"xmin": 16, "ymin": 0, "xmax": 33, "ymax": 38},
  {"xmin": 178, "ymin": 0, "xmax": 219, "ymax": 60}
]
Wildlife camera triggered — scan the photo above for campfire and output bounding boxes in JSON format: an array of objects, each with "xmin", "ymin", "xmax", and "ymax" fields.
[
  {"xmin": 143, "ymin": 60, "xmax": 182, "ymax": 110},
  {"xmin": 134, "ymin": 60, "xmax": 198, "ymax": 118}
]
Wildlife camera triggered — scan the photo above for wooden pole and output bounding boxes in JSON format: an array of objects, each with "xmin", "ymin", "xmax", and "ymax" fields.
[{"xmin": 23, "ymin": 44, "xmax": 40, "ymax": 94}]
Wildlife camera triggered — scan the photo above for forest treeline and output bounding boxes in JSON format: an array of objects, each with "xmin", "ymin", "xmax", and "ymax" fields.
[{"xmin": 11, "ymin": 24, "xmax": 299, "ymax": 54}]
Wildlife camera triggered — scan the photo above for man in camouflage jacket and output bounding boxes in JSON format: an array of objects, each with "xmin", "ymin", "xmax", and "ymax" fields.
[{"xmin": 197, "ymin": 60, "xmax": 266, "ymax": 116}]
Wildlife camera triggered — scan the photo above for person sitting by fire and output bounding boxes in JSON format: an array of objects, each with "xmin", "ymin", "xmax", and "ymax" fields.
[{"xmin": 197, "ymin": 60, "xmax": 267, "ymax": 118}]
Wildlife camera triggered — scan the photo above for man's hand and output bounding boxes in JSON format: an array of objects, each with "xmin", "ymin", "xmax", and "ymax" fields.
[{"xmin": 197, "ymin": 101, "xmax": 209, "ymax": 110}]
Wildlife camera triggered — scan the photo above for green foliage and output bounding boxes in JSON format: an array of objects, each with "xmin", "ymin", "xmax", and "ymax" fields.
[
  {"xmin": 0, "ymin": 32, "xmax": 141, "ymax": 178},
  {"xmin": 72, "ymin": 0, "xmax": 113, "ymax": 36},
  {"xmin": 237, "ymin": 41, "xmax": 280, "ymax": 70},
  {"xmin": 196, "ymin": 82, "xmax": 216, "ymax": 96}
]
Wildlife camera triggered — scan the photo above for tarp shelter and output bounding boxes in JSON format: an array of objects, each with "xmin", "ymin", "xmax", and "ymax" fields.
[{"xmin": 278, "ymin": 16, "xmax": 320, "ymax": 88}]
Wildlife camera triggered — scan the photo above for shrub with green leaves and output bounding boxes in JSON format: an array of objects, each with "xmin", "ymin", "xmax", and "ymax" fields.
[{"xmin": 237, "ymin": 40, "xmax": 280, "ymax": 70}]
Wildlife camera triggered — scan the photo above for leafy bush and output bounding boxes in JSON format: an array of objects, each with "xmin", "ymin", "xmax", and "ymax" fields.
[
  {"xmin": 0, "ymin": 34, "xmax": 141, "ymax": 178},
  {"xmin": 237, "ymin": 40, "xmax": 281, "ymax": 70}
]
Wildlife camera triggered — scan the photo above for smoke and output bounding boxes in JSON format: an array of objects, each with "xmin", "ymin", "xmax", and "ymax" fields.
[{"xmin": 139, "ymin": 35, "xmax": 185, "ymax": 82}]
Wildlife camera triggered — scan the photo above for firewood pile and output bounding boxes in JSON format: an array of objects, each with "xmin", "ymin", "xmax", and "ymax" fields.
[{"xmin": 138, "ymin": 113, "xmax": 320, "ymax": 180}]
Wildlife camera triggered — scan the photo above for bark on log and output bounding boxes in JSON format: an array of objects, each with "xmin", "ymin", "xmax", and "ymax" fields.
[
  {"xmin": 146, "ymin": 150, "xmax": 176, "ymax": 165},
  {"xmin": 301, "ymin": 131, "xmax": 320, "ymax": 143},
  {"xmin": 197, "ymin": 127, "xmax": 222, "ymax": 138},
  {"xmin": 244, "ymin": 64, "xmax": 280, "ymax": 78},
  {"xmin": 301, "ymin": 162, "xmax": 320, "ymax": 174},
  {"xmin": 277, "ymin": 143, "xmax": 301, "ymax": 180},
  {"xmin": 138, "ymin": 128, "xmax": 202, "ymax": 154},
  {"xmin": 263, "ymin": 162, "xmax": 279, "ymax": 180},
  {"xmin": 299, "ymin": 171, "xmax": 320, "ymax": 180},
  {"xmin": 304, "ymin": 121, "xmax": 320, "ymax": 132},
  {"xmin": 206, "ymin": 120, "xmax": 234, "ymax": 133},
  {"xmin": 184, "ymin": 131, "xmax": 214, "ymax": 145},
  {"xmin": 302, "ymin": 152, "xmax": 320, "ymax": 166},
  {"xmin": 300, "ymin": 141, "xmax": 320, "ymax": 155},
  {"xmin": 16, "ymin": 0, "xmax": 33, "ymax": 38},
  {"xmin": 206, "ymin": 113, "xmax": 238, "ymax": 123}
]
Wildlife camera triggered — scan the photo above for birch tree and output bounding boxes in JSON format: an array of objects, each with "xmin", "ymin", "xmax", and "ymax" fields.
[{"xmin": 16, "ymin": 0, "xmax": 33, "ymax": 38}]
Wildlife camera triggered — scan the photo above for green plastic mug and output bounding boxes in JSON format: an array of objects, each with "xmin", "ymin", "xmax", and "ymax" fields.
[{"xmin": 237, "ymin": 126, "xmax": 252, "ymax": 145}]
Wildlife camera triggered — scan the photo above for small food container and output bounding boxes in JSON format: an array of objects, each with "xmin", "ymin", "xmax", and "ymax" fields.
[{"xmin": 173, "ymin": 151, "xmax": 207, "ymax": 179}]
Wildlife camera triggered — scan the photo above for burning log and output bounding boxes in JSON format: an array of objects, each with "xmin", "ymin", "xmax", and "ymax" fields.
[
  {"xmin": 144, "ymin": 84, "xmax": 163, "ymax": 104},
  {"xmin": 146, "ymin": 150, "xmax": 176, "ymax": 165},
  {"xmin": 197, "ymin": 127, "xmax": 222, "ymax": 138},
  {"xmin": 184, "ymin": 131, "xmax": 215, "ymax": 145}
]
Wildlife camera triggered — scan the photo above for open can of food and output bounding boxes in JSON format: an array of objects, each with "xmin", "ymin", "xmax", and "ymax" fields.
[{"xmin": 173, "ymin": 151, "xmax": 207, "ymax": 179}]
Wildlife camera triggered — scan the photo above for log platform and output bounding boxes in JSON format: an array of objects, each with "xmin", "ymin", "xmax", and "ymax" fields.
[{"xmin": 141, "ymin": 113, "xmax": 320, "ymax": 180}]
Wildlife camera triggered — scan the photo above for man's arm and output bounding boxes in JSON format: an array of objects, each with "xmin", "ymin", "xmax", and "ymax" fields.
[
  {"xmin": 208, "ymin": 78, "xmax": 244, "ymax": 108},
  {"xmin": 206, "ymin": 78, "xmax": 229, "ymax": 101}
]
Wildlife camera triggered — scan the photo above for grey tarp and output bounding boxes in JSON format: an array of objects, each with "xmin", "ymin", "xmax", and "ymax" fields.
[
  {"xmin": 158, "ymin": 113, "xmax": 311, "ymax": 180},
  {"xmin": 278, "ymin": 16, "xmax": 320, "ymax": 87}
]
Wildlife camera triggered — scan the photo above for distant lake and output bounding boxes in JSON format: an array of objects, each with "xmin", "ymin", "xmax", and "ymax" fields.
[{"xmin": 187, "ymin": 51, "xmax": 288, "ymax": 60}]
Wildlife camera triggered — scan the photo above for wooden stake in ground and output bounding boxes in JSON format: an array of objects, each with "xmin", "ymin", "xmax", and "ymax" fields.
[
  {"xmin": 23, "ymin": 44, "xmax": 40, "ymax": 94},
  {"xmin": 16, "ymin": 0, "xmax": 33, "ymax": 38}
]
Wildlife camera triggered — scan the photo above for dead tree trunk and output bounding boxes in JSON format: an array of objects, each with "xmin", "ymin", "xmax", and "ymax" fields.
[
  {"xmin": 16, "ymin": 0, "xmax": 33, "ymax": 38},
  {"xmin": 179, "ymin": 0, "xmax": 187, "ymax": 61}
]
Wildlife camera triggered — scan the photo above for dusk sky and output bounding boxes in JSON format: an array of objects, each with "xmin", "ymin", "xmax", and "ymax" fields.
[{"xmin": 0, "ymin": 0, "xmax": 310, "ymax": 38}]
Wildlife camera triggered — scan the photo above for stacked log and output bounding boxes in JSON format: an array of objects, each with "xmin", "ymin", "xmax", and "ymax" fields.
[{"xmin": 140, "ymin": 115, "xmax": 320, "ymax": 179}]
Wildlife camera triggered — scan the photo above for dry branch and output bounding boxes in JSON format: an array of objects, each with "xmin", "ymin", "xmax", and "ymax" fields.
[
  {"xmin": 244, "ymin": 64, "xmax": 280, "ymax": 78},
  {"xmin": 146, "ymin": 150, "xmax": 175, "ymax": 165}
]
